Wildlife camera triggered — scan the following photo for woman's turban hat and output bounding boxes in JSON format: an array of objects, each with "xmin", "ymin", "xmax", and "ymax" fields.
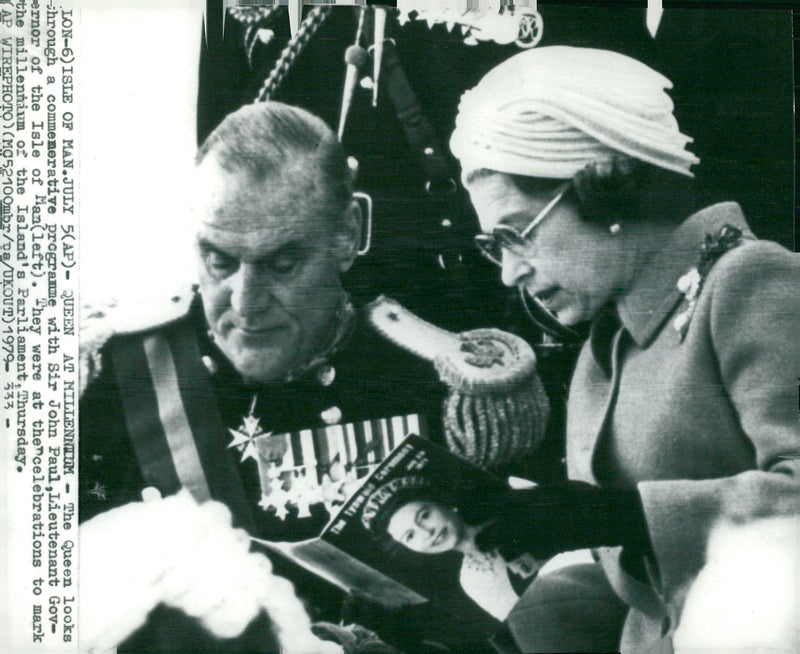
[{"xmin": 450, "ymin": 46, "xmax": 700, "ymax": 181}]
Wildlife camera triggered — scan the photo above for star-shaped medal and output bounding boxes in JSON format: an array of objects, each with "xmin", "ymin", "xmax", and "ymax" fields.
[
  {"xmin": 228, "ymin": 396, "xmax": 270, "ymax": 463},
  {"xmin": 268, "ymin": 478, "xmax": 290, "ymax": 520}
]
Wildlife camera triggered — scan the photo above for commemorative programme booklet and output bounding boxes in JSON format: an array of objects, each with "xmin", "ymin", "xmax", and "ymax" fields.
[{"xmin": 254, "ymin": 433, "xmax": 511, "ymax": 609}]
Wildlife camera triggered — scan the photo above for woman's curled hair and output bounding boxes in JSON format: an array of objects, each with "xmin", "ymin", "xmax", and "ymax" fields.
[{"xmin": 472, "ymin": 156, "xmax": 694, "ymax": 227}]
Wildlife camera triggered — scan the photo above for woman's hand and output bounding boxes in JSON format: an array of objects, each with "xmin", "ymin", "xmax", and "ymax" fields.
[{"xmin": 473, "ymin": 481, "xmax": 651, "ymax": 560}]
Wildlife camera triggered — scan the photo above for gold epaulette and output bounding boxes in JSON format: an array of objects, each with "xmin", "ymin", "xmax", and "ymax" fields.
[
  {"xmin": 366, "ymin": 295, "xmax": 537, "ymax": 394},
  {"xmin": 366, "ymin": 296, "xmax": 550, "ymax": 469},
  {"xmin": 80, "ymin": 289, "xmax": 195, "ymax": 395}
]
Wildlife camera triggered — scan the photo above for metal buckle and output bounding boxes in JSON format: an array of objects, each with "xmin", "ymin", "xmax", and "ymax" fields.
[{"xmin": 353, "ymin": 191, "xmax": 373, "ymax": 256}]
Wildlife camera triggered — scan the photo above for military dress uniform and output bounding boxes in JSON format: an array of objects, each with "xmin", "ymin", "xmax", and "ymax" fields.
[
  {"xmin": 79, "ymin": 290, "xmax": 508, "ymax": 652},
  {"xmin": 79, "ymin": 289, "xmax": 446, "ymax": 533}
]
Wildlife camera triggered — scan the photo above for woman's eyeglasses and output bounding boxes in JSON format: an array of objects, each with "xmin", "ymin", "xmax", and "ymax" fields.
[{"xmin": 474, "ymin": 181, "xmax": 571, "ymax": 267}]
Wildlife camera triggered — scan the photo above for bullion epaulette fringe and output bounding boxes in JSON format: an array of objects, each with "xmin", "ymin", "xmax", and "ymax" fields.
[{"xmin": 366, "ymin": 295, "xmax": 549, "ymax": 469}]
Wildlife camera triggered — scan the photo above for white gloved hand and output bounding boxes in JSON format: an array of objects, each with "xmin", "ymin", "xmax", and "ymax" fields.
[
  {"xmin": 674, "ymin": 516, "xmax": 800, "ymax": 652},
  {"xmin": 79, "ymin": 489, "xmax": 341, "ymax": 653}
]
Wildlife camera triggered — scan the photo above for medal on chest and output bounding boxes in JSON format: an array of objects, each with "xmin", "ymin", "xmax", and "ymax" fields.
[
  {"xmin": 227, "ymin": 395, "xmax": 424, "ymax": 522},
  {"xmin": 227, "ymin": 396, "xmax": 278, "ymax": 463},
  {"xmin": 227, "ymin": 395, "xmax": 314, "ymax": 520}
]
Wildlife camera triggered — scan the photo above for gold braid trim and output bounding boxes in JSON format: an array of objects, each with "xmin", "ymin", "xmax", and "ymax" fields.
[
  {"xmin": 255, "ymin": 6, "xmax": 333, "ymax": 102},
  {"xmin": 444, "ymin": 374, "xmax": 549, "ymax": 470}
]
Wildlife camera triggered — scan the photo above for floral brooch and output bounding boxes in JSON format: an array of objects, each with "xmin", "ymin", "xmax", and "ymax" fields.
[{"xmin": 674, "ymin": 224, "xmax": 744, "ymax": 341}]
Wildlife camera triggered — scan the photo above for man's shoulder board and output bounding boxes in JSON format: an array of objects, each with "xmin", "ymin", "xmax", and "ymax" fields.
[
  {"xmin": 80, "ymin": 289, "xmax": 194, "ymax": 394},
  {"xmin": 365, "ymin": 295, "xmax": 537, "ymax": 394},
  {"xmin": 85, "ymin": 290, "xmax": 194, "ymax": 337}
]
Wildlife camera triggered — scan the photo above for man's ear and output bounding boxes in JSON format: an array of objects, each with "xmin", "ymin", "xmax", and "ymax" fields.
[{"xmin": 334, "ymin": 198, "xmax": 363, "ymax": 273}]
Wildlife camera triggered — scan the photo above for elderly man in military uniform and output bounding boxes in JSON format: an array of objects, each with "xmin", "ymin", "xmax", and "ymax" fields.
[
  {"xmin": 80, "ymin": 102, "xmax": 443, "ymax": 533},
  {"xmin": 79, "ymin": 102, "xmax": 522, "ymax": 653}
]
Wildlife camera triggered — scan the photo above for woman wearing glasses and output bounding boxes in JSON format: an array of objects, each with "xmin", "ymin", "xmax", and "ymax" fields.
[{"xmin": 449, "ymin": 46, "xmax": 800, "ymax": 652}]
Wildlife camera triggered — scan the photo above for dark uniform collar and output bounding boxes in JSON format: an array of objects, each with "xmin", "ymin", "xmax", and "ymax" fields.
[
  {"xmin": 282, "ymin": 297, "xmax": 357, "ymax": 383},
  {"xmin": 615, "ymin": 202, "xmax": 752, "ymax": 348}
]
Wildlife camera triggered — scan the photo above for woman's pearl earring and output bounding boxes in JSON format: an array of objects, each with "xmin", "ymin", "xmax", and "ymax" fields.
[{"xmin": 609, "ymin": 223, "xmax": 622, "ymax": 235}]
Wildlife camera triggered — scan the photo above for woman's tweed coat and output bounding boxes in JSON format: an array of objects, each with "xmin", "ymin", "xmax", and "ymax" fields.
[{"xmin": 565, "ymin": 202, "xmax": 800, "ymax": 650}]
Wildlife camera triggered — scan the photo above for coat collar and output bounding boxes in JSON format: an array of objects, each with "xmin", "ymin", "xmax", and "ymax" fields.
[{"xmin": 615, "ymin": 202, "xmax": 752, "ymax": 348}]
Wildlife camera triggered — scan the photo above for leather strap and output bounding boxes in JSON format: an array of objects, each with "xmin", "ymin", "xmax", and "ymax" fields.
[{"xmin": 381, "ymin": 38, "xmax": 456, "ymax": 194}]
